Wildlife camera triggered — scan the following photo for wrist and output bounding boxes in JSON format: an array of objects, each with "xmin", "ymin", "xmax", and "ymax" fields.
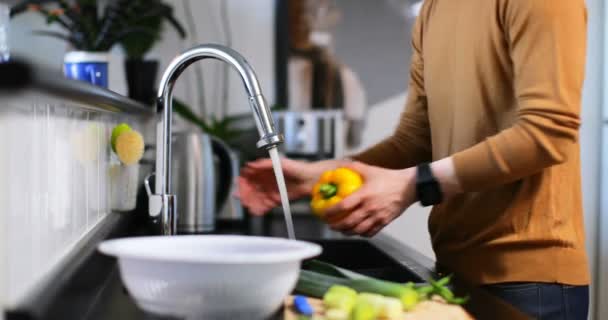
[
  {"xmin": 430, "ymin": 157, "xmax": 463, "ymax": 198},
  {"xmin": 401, "ymin": 167, "xmax": 417, "ymax": 204}
]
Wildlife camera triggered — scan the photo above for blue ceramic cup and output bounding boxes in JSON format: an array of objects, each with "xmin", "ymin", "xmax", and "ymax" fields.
[{"xmin": 64, "ymin": 51, "xmax": 109, "ymax": 88}]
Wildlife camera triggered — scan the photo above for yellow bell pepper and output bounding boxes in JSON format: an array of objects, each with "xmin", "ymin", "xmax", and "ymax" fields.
[{"xmin": 310, "ymin": 167, "xmax": 363, "ymax": 219}]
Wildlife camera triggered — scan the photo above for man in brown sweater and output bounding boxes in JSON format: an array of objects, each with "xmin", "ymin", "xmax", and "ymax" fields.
[{"xmin": 239, "ymin": 0, "xmax": 589, "ymax": 318}]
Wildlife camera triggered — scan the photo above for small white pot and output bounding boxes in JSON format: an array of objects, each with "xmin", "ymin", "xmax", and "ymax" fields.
[
  {"xmin": 63, "ymin": 51, "xmax": 110, "ymax": 88},
  {"xmin": 109, "ymin": 163, "xmax": 140, "ymax": 211}
]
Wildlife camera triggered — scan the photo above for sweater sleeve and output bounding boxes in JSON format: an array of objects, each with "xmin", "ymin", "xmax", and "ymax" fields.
[
  {"xmin": 352, "ymin": 15, "xmax": 432, "ymax": 169},
  {"xmin": 452, "ymin": 0, "xmax": 587, "ymax": 191}
]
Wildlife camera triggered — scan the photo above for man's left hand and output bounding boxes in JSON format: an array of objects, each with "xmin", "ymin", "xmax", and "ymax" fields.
[{"xmin": 324, "ymin": 162, "xmax": 417, "ymax": 237}]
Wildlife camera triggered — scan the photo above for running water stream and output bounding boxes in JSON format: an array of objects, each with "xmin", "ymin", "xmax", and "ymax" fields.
[{"xmin": 268, "ymin": 147, "xmax": 296, "ymax": 239}]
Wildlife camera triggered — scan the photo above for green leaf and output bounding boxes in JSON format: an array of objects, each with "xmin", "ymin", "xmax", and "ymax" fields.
[
  {"xmin": 171, "ymin": 99, "xmax": 250, "ymax": 147},
  {"xmin": 117, "ymin": 1, "xmax": 186, "ymax": 57},
  {"xmin": 57, "ymin": 0, "xmax": 70, "ymax": 10},
  {"xmin": 97, "ymin": 26, "xmax": 156, "ymax": 51},
  {"xmin": 415, "ymin": 284, "xmax": 434, "ymax": 296},
  {"xmin": 159, "ymin": 5, "xmax": 186, "ymax": 38},
  {"xmin": 435, "ymin": 275, "xmax": 452, "ymax": 287},
  {"xmin": 304, "ymin": 260, "xmax": 371, "ymax": 280},
  {"xmin": 46, "ymin": 14, "xmax": 58, "ymax": 24},
  {"xmin": 300, "ymin": 261, "xmax": 470, "ymax": 308},
  {"xmin": 271, "ymin": 103, "xmax": 287, "ymax": 111},
  {"xmin": 172, "ymin": 99, "xmax": 210, "ymax": 132}
]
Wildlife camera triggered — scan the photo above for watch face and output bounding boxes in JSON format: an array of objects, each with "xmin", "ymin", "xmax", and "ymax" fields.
[
  {"xmin": 416, "ymin": 163, "xmax": 443, "ymax": 206},
  {"xmin": 418, "ymin": 181, "xmax": 441, "ymax": 206}
]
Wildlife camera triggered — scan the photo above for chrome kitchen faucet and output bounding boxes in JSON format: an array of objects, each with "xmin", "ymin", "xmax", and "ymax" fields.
[{"xmin": 146, "ymin": 44, "xmax": 284, "ymax": 235}]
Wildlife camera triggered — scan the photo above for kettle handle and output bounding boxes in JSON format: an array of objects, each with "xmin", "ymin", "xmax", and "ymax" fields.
[{"xmin": 210, "ymin": 137, "xmax": 235, "ymax": 213}]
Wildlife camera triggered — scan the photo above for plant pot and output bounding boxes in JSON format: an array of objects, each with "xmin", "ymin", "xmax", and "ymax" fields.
[
  {"xmin": 125, "ymin": 59, "xmax": 159, "ymax": 105},
  {"xmin": 64, "ymin": 51, "xmax": 109, "ymax": 88}
]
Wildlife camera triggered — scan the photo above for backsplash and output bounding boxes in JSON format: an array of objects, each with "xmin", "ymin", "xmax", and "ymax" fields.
[{"xmin": 0, "ymin": 93, "xmax": 146, "ymax": 308}]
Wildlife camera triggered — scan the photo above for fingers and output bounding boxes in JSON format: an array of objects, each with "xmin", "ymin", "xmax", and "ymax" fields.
[
  {"xmin": 351, "ymin": 218, "xmax": 377, "ymax": 235},
  {"xmin": 240, "ymin": 166, "xmax": 257, "ymax": 177},
  {"xmin": 241, "ymin": 165, "xmax": 270, "ymax": 179},
  {"xmin": 328, "ymin": 207, "xmax": 368, "ymax": 231},
  {"xmin": 331, "ymin": 213, "xmax": 389, "ymax": 238},
  {"xmin": 363, "ymin": 224, "xmax": 384, "ymax": 238},
  {"xmin": 247, "ymin": 203, "xmax": 265, "ymax": 216},
  {"xmin": 324, "ymin": 189, "xmax": 366, "ymax": 219},
  {"xmin": 246, "ymin": 158, "xmax": 274, "ymax": 170},
  {"xmin": 344, "ymin": 161, "xmax": 371, "ymax": 177},
  {"xmin": 236, "ymin": 176, "xmax": 256, "ymax": 197},
  {"xmin": 242, "ymin": 158, "xmax": 301, "ymax": 182},
  {"xmin": 236, "ymin": 176, "xmax": 279, "ymax": 216},
  {"xmin": 280, "ymin": 157, "xmax": 298, "ymax": 171},
  {"xmin": 270, "ymin": 192, "xmax": 282, "ymax": 203},
  {"xmin": 248, "ymin": 205, "xmax": 269, "ymax": 216},
  {"xmin": 239, "ymin": 158, "xmax": 304, "ymax": 215},
  {"xmin": 239, "ymin": 157, "xmax": 310, "ymax": 216},
  {"xmin": 260, "ymin": 196, "xmax": 279, "ymax": 212},
  {"xmin": 326, "ymin": 195, "xmax": 394, "ymax": 237},
  {"xmin": 243, "ymin": 195, "xmax": 278, "ymax": 216}
]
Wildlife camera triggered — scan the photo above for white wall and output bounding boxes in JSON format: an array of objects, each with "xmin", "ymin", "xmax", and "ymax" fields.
[
  {"xmin": 586, "ymin": 0, "xmax": 607, "ymax": 318},
  {"xmin": 332, "ymin": 0, "xmax": 412, "ymax": 105}
]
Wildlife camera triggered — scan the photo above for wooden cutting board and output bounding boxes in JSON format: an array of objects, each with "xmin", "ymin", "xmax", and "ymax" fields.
[
  {"xmin": 283, "ymin": 295, "xmax": 475, "ymax": 320},
  {"xmin": 284, "ymin": 296, "xmax": 324, "ymax": 319}
]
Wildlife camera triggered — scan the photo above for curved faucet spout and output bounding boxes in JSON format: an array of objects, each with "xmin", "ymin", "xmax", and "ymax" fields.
[
  {"xmin": 151, "ymin": 44, "xmax": 284, "ymax": 235},
  {"xmin": 158, "ymin": 44, "xmax": 264, "ymax": 106}
]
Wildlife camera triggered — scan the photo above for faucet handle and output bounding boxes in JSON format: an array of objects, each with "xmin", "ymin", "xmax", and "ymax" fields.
[
  {"xmin": 144, "ymin": 172, "xmax": 154, "ymax": 196},
  {"xmin": 144, "ymin": 173, "xmax": 162, "ymax": 218}
]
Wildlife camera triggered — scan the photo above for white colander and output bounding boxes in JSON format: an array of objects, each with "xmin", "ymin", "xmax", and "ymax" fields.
[{"xmin": 98, "ymin": 235, "xmax": 321, "ymax": 320}]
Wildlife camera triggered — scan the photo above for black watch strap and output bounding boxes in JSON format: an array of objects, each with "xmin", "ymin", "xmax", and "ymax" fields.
[{"xmin": 416, "ymin": 163, "xmax": 443, "ymax": 206}]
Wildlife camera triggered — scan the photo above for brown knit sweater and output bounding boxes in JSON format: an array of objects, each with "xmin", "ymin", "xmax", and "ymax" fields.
[{"xmin": 354, "ymin": 0, "xmax": 589, "ymax": 285}]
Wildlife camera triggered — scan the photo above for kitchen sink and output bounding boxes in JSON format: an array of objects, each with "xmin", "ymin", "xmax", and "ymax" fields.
[{"xmin": 303, "ymin": 239, "xmax": 424, "ymax": 283}]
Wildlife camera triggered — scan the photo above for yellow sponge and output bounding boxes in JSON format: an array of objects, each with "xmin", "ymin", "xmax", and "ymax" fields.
[
  {"xmin": 115, "ymin": 130, "xmax": 144, "ymax": 165},
  {"xmin": 111, "ymin": 123, "xmax": 132, "ymax": 152}
]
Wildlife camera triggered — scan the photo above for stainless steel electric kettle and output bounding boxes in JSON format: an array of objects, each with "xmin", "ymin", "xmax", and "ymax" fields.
[{"xmin": 171, "ymin": 131, "xmax": 236, "ymax": 233}]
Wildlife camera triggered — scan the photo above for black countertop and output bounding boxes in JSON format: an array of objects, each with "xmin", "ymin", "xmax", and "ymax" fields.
[{"xmin": 5, "ymin": 211, "xmax": 529, "ymax": 320}]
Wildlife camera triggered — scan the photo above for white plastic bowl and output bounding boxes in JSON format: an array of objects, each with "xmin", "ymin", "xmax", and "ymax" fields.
[{"xmin": 98, "ymin": 235, "xmax": 321, "ymax": 319}]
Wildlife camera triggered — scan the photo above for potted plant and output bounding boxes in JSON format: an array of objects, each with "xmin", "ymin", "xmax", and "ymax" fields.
[
  {"xmin": 118, "ymin": 0, "xmax": 186, "ymax": 105},
  {"xmin": 9, "ymin": 0, "xmax": 183, "ymax": 89},
  {"xmin": 173, "ymin": 99, "xmax": 248, "ymax": 147},
  {"xmin": 173, "ymin": 99, "xmax": 288, "ymax": 163}
]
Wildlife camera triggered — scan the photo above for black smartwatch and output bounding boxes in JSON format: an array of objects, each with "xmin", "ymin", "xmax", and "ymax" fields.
[{"xmin": 416, "ymin": 163, "xmax": 443, "ymax": 206}]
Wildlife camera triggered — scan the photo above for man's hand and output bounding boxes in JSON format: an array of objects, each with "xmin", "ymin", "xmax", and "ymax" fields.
[
  {"xmin": 238, "ymin": 158, "xmax": 348, "ymax": 215},
  {"xmin": 324, "ymin": 162, "xmax": 417, "ymax": 237}
]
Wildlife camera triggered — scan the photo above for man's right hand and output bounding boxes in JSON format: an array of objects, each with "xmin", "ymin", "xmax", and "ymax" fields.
[{"xmin": 237, "ymin": 157, "xmax": 345, "ymax": 215}]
